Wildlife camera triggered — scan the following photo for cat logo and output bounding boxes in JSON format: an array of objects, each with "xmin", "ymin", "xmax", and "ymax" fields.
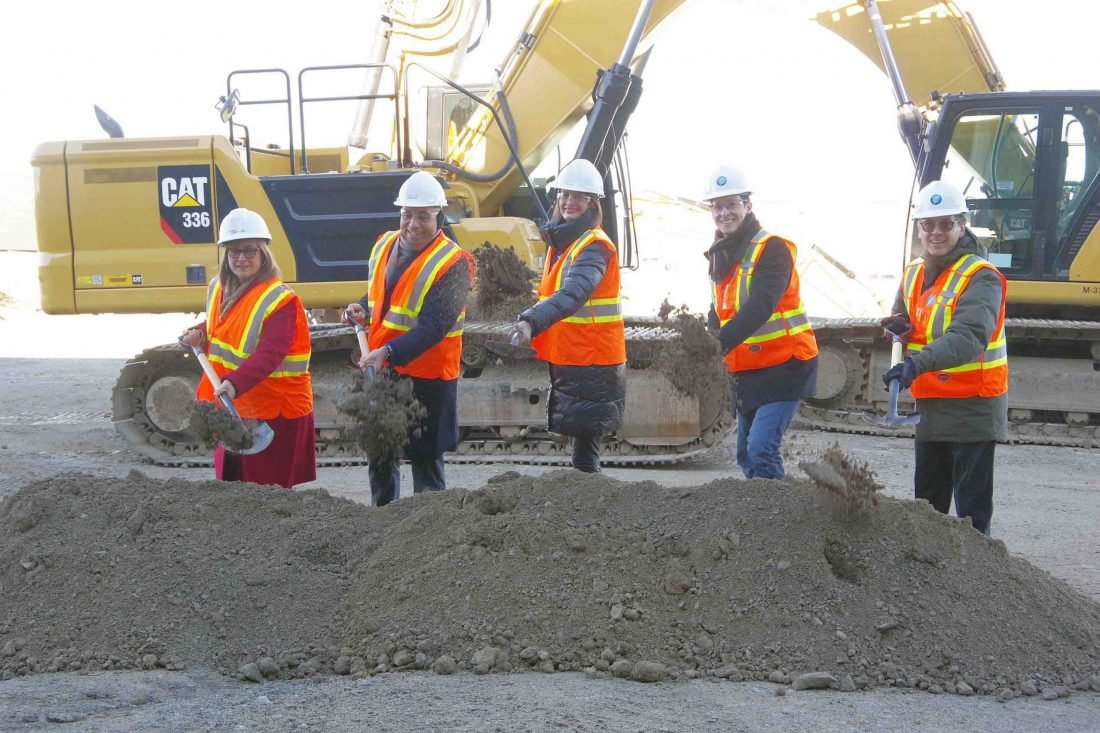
[
  {"xmin": 161, "ymin": 175, "xmax": 209, "ymax": 208},
  {"xmin": 158, "ymin": 165, "xmax": 214, "ymax": 244}
]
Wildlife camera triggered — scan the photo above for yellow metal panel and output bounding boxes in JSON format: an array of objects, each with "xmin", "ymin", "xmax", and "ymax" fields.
[
  {"xmin": 32, "ymin": 142, "xmax": 75, "ymax": 314},
  {"xmin": 1069, "ymin": 224, "xmax": 1100, "ymax": 283},
  {"xmin": 75, "ymin": 286, "xmax": 208, "ymax": 314},
  {"xmin": 451, "ymin": 216, "xmax": 548, "ymax": 271},
  {"xmin": 247, "ymin": 147, "xmax": 350, "ymax": 177},
  {"xmin": 815, "ymin": 0, "xmax": 1004, "ymax": 106},
  {"xmin": 65, "ymin": 136, "xmax": 220, "ymax": 298},
  {"xmin": 1006, "ymin": 280, "xmax": 1100, "ymax": 308}
]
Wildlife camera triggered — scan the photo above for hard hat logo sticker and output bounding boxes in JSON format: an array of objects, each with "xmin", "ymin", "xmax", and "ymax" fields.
[
  {"xmin": 930, "ymin": 194, "xmax": 943, "ymax": 205},
  {"xmin": 716, "ymin": 176, "xmax": 727, "ymax": 186}
]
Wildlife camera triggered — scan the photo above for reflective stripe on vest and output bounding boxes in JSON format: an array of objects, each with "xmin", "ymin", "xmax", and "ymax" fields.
[
  {"xmin": 531, "ymin": 228, "xmax": 626, "ymax": 367},
  {"xmin": 206, "ymin": 279, "xmax": 311, "ymax": 377},
  {"xmin": 712, "ymin": 229, "xmax": 818, "ymax": 373},
  {"xmin": 902, "ymin": 254, "xmax": 1008, "ymax": 397},
  {"xmin": 366, "ymin": 230, "xmax": 471, "ymax": 380},
  {"xmin": 197, "ymin": 276, "xmax": 313, "ymax": 419}
]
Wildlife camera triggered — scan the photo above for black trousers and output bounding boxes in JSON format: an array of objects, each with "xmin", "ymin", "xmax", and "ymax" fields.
[
  {"xmin": 369, "ymin": 457, "xmax": 446, "ymax": 507},
  {"xmin": 571, "ymin": 435, "xmax": 602, "ymax": 473},
  {"xmin": 914, "ymin": 440, "xmax": 996, "ymax": 535}
]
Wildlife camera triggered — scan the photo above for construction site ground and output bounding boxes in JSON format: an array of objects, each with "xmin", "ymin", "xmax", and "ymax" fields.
[{"xmin": 3, "ymin": 254, "xmax": 1100, "ymax": 732}]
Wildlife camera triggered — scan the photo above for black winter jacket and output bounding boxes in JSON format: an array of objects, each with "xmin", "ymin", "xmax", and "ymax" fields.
[{"xmin": 520, "ymin": 210, "xmax": 626, "ymax": 437}]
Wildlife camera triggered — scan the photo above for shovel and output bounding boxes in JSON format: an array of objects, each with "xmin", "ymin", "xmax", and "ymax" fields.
[
  {"xmin": 185, "ymin": 342, "xmax": 275, "ymax": 454},
  {"xmin": 869, "ymin": 331, "xmax": 920, "ymax": 428},
  {"xmin": 486, "ymin": 330, "xmax": 536, "ymax": 359}
]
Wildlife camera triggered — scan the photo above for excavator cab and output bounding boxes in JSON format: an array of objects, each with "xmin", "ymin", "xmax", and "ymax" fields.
[{"xmin": 921, "ymin": 92, "xmax": 1100, "ymax": 317}]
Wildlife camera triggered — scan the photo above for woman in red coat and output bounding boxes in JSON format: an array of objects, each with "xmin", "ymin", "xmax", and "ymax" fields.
[{"xmin": 180, "ymin": 208, "xmax": 316, "ymax": 489}]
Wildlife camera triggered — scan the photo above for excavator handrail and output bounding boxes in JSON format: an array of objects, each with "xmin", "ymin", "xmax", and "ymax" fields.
[
  {"xmin": 296, "ymin": 64, "xmax": 401, "ymax": 174},
  {"xmin": 226, "ymin": 68, "xmax": 295, "ymax": 175}
]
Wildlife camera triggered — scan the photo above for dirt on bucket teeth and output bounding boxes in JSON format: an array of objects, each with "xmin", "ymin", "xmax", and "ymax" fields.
[{"xmin": 2, "ymin": 468, "xmax": 1099, "ymax": 697}]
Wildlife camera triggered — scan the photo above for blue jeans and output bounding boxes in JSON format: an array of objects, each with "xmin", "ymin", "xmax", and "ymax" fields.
[{"xmin": 736, "ymin": 400, "xmax": 801, "ymax": 479}]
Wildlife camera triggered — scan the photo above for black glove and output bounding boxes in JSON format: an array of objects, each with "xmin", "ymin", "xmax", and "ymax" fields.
[
  {"xmin": 882, "ymin": 358, "xmax": 917, "ymax": 390},
  {"xmin": 879, "ymin": 313, "xmax": 911, "ymax": 336}
]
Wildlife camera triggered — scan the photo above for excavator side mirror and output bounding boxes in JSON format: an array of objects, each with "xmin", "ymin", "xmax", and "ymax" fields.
[{"xmin": 216, "ymin": 89, "xmax": 240, "ymax": 123}]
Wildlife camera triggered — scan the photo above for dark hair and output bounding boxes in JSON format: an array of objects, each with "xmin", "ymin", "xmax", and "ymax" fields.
[
  {"xmin": 551, "ymin": 191, "xmax": 603, "ymax": 228},
  {"xmin": 217, "ymin": 239, "xmax": 282, "ymax": 307}
]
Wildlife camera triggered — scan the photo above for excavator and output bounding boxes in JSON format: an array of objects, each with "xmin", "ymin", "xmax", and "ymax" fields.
[{"xmin": 31, "ymin": 0, "xmax": 1100, "ymax": 467}]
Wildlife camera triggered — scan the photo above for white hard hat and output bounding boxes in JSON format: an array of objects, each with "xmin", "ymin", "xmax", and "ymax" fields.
[
  {"xmin": 912, "ymin": 180, "xmax": 968, "ymax": 219},
  {"xmin": 218, "ymin": 207, "xmax": 272, "ymax": 245},
  {"xmin": 702, "ymin": 165, "xmax": 751, "ymax": 201},
  {"xmin": 548, "ymin": 159, "xmax": 604, "ymax": 197},
  {"xmin": 394, "ymin": 171, "xmax": 447, "ymax": 207}
]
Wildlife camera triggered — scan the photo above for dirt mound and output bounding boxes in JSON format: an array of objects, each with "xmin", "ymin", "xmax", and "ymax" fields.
[
  {"xmin": 3, "ymin": 469, "xmax": 1100, "ymax": 697},
  {"xmin": 0, "ymin": 472, "xmax": 374, "ymax": 680}
]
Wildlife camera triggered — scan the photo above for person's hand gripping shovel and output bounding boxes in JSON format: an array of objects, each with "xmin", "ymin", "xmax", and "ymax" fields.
[
  {"xmin": 182, "ymin": 341, "xmax": 275, "ymax": 454},
  {"xmin": 868, "ymin": 326, "xmax": 920, "ymax": 428},
  {"xmin": 487, "ymin": 320, "xmax": 536, "ymax": 359}
]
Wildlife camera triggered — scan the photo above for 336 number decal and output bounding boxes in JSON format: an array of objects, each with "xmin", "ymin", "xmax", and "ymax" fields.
[{"xmin": 181, "ymin": 212, "xmax": 211, "ymax": 228}]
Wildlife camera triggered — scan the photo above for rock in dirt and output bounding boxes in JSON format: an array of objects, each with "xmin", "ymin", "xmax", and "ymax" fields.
[
  {"xmin": 793, "ymin": 672, "xmax": 837, "ymax": 691},
  {"xmin": 631, "ymin": 661, "xmax": 667, "ymax": 683}
]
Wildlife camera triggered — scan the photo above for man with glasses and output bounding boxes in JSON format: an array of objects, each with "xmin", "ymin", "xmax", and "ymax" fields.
[
  {"xmin": 881, "ymin": 180, "xmax": 1009, "ymax": 535},
  {"xmin": 703, "ymin": 165, "xmax": 818, "ymax": 480},
  {"xmin": 343, "ymin": 171, "xmax": 473, "ymax": 506}
]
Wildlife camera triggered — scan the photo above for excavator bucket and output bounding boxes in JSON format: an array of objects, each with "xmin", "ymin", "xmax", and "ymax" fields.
[{"xmin": 814, "ymin": 0, "xmax": 1005, "ymax": 107}]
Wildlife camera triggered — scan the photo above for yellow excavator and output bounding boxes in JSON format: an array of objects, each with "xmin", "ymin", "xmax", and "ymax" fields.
[{"xmin": 31, "ymin": 0, "xmax": 1100, "ymax": 465}]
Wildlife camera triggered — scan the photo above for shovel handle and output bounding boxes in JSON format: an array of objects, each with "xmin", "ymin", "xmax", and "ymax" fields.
[
  {"xmin": 889, "ymin": 338, "xmax": 904, "ymax": 367},
  {"xmin": 186, "ymin": 343, "xmax": 242, "ymax": 419}
]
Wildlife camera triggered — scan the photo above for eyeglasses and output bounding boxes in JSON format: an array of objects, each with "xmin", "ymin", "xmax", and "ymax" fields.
[
  {"xmin": 400, "ymin": 208, "xmax": 441, "ymax": 225},
  {"xmin": 709, "ymin": 198, "xmax": 745, "ymax": 214},
  {"xmin": 226, "ymin": 247, "xmax": 259, "ymax": 260},
  {"xmin": 558, "ymin": 191, "xmax": 593, "ymax": 203},
  {"xmin": 918, "ymin": 217, "xmax": 960, "ymax": 233}
]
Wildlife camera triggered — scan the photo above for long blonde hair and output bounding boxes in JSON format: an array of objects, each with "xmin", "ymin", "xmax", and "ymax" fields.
[
  {"xmin": 217, "ymin": 239, "xmax": 282, "ymax": 311},
  {"xmin": 551, "ymin": 192, "xmax": 603, "ymax": 228}
]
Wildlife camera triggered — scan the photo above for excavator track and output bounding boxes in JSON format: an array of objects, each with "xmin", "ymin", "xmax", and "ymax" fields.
[
  {"xmin": 805, "ymin": 317, "xmax": 1100, "ymax": 448},
  {"xmin": 112, "ymin": 320, "xmax": 731, "ymax": 468}
]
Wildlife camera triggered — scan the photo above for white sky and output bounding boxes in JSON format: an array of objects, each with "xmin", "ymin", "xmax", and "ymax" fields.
[{"xmin": 2, "ymin": 0, "xmax": 1098, "ymax": 313}]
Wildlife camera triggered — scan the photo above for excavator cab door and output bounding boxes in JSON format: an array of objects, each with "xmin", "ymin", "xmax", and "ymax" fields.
[{"xmin": 922, "ymin": 93, "xmax": 1100, "ymax": 288}]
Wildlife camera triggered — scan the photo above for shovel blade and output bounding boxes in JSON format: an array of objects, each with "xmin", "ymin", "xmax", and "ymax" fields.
[
  {"xmin": 227, "ymin": 419, "xmax": 275, "ymax": 455},
  {"xmin": 866, "ymin": 378, "xmax": 920, "ymax": 428}
]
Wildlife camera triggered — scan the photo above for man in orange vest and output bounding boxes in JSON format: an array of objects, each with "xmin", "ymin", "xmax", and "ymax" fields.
[
  {"xmin": 703, "ymin": 166, "xmax": 818, "ymax": 480},
  {"xmin": 344, "ymin": 171, "xmax": 473, "ymax": 506},
  {"xmin": 881, "ymin": 180, "xmax": 1008, "ymax": 536}
]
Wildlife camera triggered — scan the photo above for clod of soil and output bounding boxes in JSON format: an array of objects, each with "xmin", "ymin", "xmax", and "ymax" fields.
[
  {"xmin": 338, "ymin": 370, "xmax": 426, "ymax": 466},
  {"xmin": 654, "ymin": 306, "xmax": 729, "ymax": 407},
  {"xmin": 800, "ymin": 444, "xmax": 883, "ymax": 521},
  {"xmin": 467, "ymin": 244, "xmax": 537, "ymax": 321},
  {"xmin": 3, "ymin": 470, "xmax": 1099, "ymax": 696},
  {"xmin": 188, "ymin": 401, "xmax": 254, "ymax": 451}
]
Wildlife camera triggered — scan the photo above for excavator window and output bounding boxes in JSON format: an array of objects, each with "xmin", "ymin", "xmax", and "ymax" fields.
[
  {"xmin": 1052, "ymin": 104, "xmax": 1100, "ymax": 272},
  {"xmin": 939, "ymin": 109, "xmax": 1040, "ymax": 274}
]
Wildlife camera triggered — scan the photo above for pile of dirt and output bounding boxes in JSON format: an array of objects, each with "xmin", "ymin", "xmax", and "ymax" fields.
[
  {"xmin": 338, "ymin": 370, "xmax": 426, "ymax": 466},
  {"xmin": 0, "ymin": 472, "xmax": 373, "ymax": 681},
  {"xmin": 466, "ymin": 244, "xmax": 537, "ymax": 321},
  {"xmin": 188, "ymin": 402, "xmax": 254, "ymax": 451},
  {"xmin": 3, "ymin": 468, "xmax": 1100, "ymax": 698}
]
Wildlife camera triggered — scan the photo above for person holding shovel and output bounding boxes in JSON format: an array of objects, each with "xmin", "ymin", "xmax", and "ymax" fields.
[
  {"xmin": 343, "ymin": 171, "xmax": 473, "ymax": 506},
  {"xmin": 510, "ymin": 158, "xmax": 626, "ymax": 473},
  {"xmin": 180, "ymin": 207, "xmax": 316, "ymax": 489},
  {"xmin": 881, "ymin": 180, "xmax": 1008, "ymax": 535},
  {"xmin": 702, "ymin": 165, "xmax": 818, "ymax": 480}
]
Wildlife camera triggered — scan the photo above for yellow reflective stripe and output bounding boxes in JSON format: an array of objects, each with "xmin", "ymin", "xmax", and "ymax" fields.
[
  {"xmin": 553, "ymin": 231, "xmax": 600, "ymax": 291},
  {"xmin": 367, "ymin": 232, "xmax": 399, "ymax": 281},
  {"xmin": 408, "ymin": 241, "xmax": 462, "ymax": 314},
  {"xmin": 243, "ymin": 286, "xmax": 293, "ymax": 353},
  {"xmin": 209, "ymin": 338, "xmax": 247, "ymax": 361}
]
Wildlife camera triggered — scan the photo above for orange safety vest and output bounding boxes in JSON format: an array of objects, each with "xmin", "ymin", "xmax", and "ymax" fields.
[
  {"xmin": 366, "ymin": 230, "xmax": 473, "ymax": 380},
  {"xmin": 712, "ymin": 229, "xmax": 818, "ymax": 373},
  {"xmin": 903, "ymin": 254, "xmax": 1008, "ymax": 399},
  {"xmin": 197, "ymin": 277, "xmax": 313, "ymax": 419},
  {"xmin": 531, "ymin": 228, "xmax": 626, "ymax": 367}
]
